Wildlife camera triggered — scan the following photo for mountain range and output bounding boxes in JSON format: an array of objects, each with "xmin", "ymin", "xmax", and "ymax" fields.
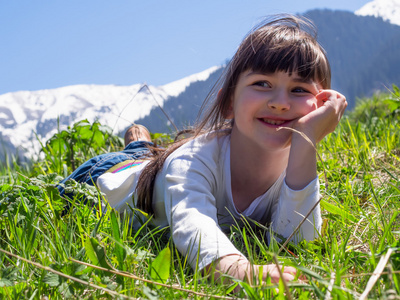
[
  {"xmin": 1, "ymin": 0, "xmax": 399, "ymax": 164},
  {"xmin": 0, "ymin": 67, "xmax": 219, "ymax": 162}
]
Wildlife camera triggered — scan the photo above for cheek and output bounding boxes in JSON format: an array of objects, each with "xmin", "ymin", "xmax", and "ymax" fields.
[
  {"xmin": 303, "ymin": 98, "xmax": 318, "ymax": 114},
  {"xmin": 307, "ymin": 98, "xmax": 318, "ymax": 111},
  {"xmin": 311, "ymin": 99, "xmax": 319, "ymax": 110}
]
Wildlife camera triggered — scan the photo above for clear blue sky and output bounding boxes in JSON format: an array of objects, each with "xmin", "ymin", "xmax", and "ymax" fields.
[{"xmin": 0, "ymin": 0, "xmax": 371, "ymax": 95}]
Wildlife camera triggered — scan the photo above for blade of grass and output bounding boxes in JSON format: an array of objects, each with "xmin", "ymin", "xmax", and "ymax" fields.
[{"xmin": 359, "ymin": 248, "xmax": 393, "ymax": 300}]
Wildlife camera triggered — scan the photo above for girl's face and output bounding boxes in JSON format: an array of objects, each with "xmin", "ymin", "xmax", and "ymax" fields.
[{"xmin": 227, "ymin": 70, "xmax": 322, "ymax": 151}]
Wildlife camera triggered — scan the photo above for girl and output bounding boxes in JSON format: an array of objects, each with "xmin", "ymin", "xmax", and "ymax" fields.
[{"xmin": 91, "ymin": 15, "xmax": 347, "ymax": 284}]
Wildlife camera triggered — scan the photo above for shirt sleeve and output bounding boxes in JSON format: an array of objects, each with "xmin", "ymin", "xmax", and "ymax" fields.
[
  {"xmin": 96, "ymin": 163, "xmax": 148, "ymax": 211},
  {"xmin": 271, "ymin": 176, "xmax": 322, "ymax": 243},
  {"xmin": 161, "ymin": 157, "xmax": 244, "ymax": 271}
]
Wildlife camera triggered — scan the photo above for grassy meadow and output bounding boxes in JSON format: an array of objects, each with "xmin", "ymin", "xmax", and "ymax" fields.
[{"xmin": 0, "ymin": 87, "xmax": 399, "ymax": 299}]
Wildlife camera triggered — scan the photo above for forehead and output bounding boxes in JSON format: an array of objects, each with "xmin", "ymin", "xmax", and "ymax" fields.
[{"xmin": 244, "ymin": 70, "xmax": 321, "ymax": 85}]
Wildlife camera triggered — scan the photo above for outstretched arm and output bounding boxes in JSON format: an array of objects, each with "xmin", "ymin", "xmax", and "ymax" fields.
[{"xmin": 209, "ymin": 254, "xmax": 297, "ymax": 285}]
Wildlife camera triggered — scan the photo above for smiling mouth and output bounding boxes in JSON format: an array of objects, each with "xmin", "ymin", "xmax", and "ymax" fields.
[{"xmin": 260, "ymin": 118, "xmax": 287, "ymax": 126}]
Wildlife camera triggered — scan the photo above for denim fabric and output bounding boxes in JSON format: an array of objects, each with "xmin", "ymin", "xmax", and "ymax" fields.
[{"xmin": 58, "ymin": 141, "xmax": 152, "ymax": 197}]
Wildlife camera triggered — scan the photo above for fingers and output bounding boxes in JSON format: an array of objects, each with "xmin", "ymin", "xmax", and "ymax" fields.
[
  {"xmin": 299, "ymin": 89, "xmax": 347, "ymax": 142},
  {"xmin": 315, "ymin": 90, "xmax": 329, "ymax": 108},
  {"xmin": 281, "ymin": 272, "xmax": 295, "ymax": 282},
  {"xmin": 316, "ymin": 89, "xmax": 348, "ymax": 112},
  {"xmin": 257, "ymin": 264, "xmax": 297, "ymax": 284},
  {"xmin": 282, "ymin": 265, "xmax": 297, "ymax": 276}
]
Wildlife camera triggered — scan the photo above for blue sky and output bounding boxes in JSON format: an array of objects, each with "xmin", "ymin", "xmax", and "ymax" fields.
[{"xmin": 0, "ymin": 0, "xmax": 371, "ymax": 95}]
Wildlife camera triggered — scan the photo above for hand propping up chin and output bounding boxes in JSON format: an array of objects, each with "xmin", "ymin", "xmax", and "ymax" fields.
[{"xmin": 294, "ymin": 89, "xmax": 347, "ymax": 144}]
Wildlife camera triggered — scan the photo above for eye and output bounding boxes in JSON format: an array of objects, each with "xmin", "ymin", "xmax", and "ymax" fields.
[
  {"xmin": 252, "ymin": 81, "xmax": 271, "ymax": 88},
  {"xmin": 292, "ymin": 87, "xmax": 310, "ymax": 93}
]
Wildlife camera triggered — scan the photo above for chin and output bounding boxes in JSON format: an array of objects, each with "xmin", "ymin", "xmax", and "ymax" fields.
[{"xmin": 258, "ymin": 136, "xmax": 292, "ymax": 151}]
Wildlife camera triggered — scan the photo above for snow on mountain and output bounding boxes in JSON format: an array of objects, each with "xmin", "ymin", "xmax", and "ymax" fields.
[
  {"xmin": 0, "ymin": 66, "xmax": 220, "ymax": 160},
  {"xmin": 355, "ymin": 0, "xmax": 400, "ymax": 26}
]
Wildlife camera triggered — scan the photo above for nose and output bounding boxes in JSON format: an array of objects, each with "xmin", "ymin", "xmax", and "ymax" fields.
[{"xmin": 267, "ymin": 92, "xmax": 290, "ymax": 111}]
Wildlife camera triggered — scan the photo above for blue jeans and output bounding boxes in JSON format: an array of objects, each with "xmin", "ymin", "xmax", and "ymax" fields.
[{"xmin": 58, "ymin": 141, "xmax": 152, "ymax": 197}]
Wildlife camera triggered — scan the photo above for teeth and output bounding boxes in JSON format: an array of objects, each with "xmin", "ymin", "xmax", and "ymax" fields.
[{"xmin": 263, "ymin": 119, "xmax": 285, "ymax": 125}]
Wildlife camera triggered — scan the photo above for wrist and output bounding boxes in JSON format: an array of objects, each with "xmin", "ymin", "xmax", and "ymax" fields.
[
  {"xmin": 290, "ymin": 127, "xmax": 317, "ymax": 147},
  {"xmin": 287, "ymin": 136, "xmax": 318, "ymax": 190}
]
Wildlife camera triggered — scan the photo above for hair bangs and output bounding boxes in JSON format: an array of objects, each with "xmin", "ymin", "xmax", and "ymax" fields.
[{"xmin": 238, "ymin": 27, "xmax": 331, "ymax": 88}]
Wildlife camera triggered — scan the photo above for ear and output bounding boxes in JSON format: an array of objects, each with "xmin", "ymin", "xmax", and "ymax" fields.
[
  {"xmin": 225, "ymin": 103, "xmax": 234, "ymax": 119},
  {"xmin": 219, "ymin": 89, "xmax": 234, "ymax": 119}
]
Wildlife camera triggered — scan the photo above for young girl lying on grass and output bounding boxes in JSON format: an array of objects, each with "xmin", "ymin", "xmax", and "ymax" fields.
[{"xmin": 60, "ymin": 14, "xmax": 347, "ymax": 285}]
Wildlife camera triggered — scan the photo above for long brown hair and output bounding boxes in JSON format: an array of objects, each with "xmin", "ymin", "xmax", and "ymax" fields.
[{"xmin": 136, "ymin": 14, "xmax": 331, "ymax": 215}]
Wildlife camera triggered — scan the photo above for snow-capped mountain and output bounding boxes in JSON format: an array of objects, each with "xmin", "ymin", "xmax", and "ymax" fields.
[
  {"xmin": 356, "ymin": 0, "xmax": 400, "ymax": 25},
  {"xmin": 0, "ymin": 66, "xmax": 220, "ymax": 160}
]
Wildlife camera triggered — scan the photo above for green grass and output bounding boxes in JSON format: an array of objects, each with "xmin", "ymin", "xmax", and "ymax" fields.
[{"xmin": 0, "ymin": 89, "xmax": 399, "ymax": 299}]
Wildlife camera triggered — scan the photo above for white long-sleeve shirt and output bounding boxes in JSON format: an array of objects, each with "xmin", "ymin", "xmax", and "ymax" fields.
[{"xmin": 97, "ymin": 132, "xmax": 322, "ymax": 270}]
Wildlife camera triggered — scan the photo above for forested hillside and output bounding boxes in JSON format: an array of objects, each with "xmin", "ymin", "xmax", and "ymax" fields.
[{"xmin": 306, "ymin": 9, "xmax": 400, "ymax": 103}]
